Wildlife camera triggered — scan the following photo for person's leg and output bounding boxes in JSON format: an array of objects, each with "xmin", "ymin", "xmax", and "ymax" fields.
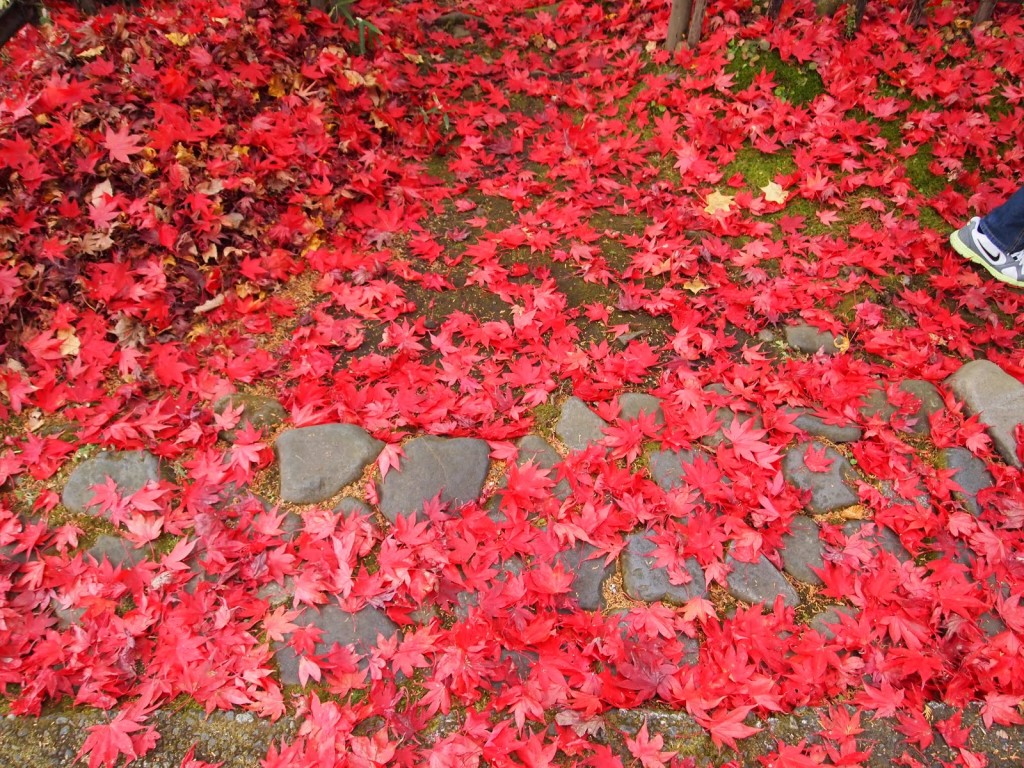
[
  {"xmin": 950, "ymin": 186, "xmax": 1024, "ymax": 287},
  {"xmin": 978, "ymin": 185, "xmax": 1024, "ymax": 255}
]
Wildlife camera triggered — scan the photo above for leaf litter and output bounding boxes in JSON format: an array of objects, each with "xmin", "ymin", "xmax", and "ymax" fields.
[{"xmin": 0, "ymin": 0, "xmax": 1023, "ymax": 766}]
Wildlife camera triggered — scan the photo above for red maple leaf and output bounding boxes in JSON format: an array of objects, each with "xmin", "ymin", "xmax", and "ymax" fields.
[
  {"xmin": 625, "ymin": 722, "xmax": 675, "ymax": 768},
  {"xmin": 802, "ymin": 443, "xmax": 834, "ymax": 472},
  {"xmin": 102, "ymin": 123, "xmax": 146, "ymax": 163},
  {"xmin": 697, "ymin": 705, "xmax": 762, "ymax": 751},
  {"xmin": 75, "ymin": 711, "xmax": 157, "ymax": 768}
]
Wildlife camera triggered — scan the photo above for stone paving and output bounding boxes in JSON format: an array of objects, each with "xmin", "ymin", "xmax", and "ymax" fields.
[{"xmin": 38, "ymin": 329, "xmax": 1024, "ymax": 764}]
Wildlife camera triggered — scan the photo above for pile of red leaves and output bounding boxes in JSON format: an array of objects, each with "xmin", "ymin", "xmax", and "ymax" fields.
[{"xmin": 1, "ymin": 0, "xmax": 1024, "ymax": 765}]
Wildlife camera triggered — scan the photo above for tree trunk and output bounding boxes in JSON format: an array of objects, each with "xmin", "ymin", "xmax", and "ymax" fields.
[
  {"xmin": 852, "ymin": 0, "xmax": 867, "ymax": 31},
  {"xmin": 973, "ymin": 0, "xmax": 996, "ymax": 23},
  {"xmin": 686, "ymin": 0, "xmax": 707, "ymax": 47},
  {"xmin": 907, "ymin": 0, "xmax": 927, "ymax": 26},
  {"xmin": 665, "ymin": 0, "xmax": 691, "ymax": 52},
  {"xmin": 767, "ymin": 0, "xmax": 784, "ymax": 19},
  {"xmin": 0, "ymin": 1, "xmax": 39, "ymax": 49}
]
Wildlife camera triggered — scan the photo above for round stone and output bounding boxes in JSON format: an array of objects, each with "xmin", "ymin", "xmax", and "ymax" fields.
[
  {"xmin": 275, "ymin": 424, "xmax": 383, "ymax": 504},
  {"xmin": 555, "ymin": 397, "xmax": 608, "ymax": 452},
  {"xmin": 780, "ymin": 516, "xmax": 825, "ymax": 585},
  {"xmin": 621, "ymin": 532, "xmax": 706, "ymax": 605},
  {"xmin": 725, "ymin": 553, "xmax": 799, "ymax": 607},
  {"xmin": 378, "ymin": 436, "xmax": 490, "ymax": 522},
  {"xmin": 62, "ymin": 450, "xmax": 162, "ymax": 514},
  {"xmin": 782, "ymin": 442, "xmax": 859, "ymax": 513}
]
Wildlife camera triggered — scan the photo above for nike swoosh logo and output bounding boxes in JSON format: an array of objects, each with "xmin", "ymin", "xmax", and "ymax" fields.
[{"xmin": 975, "ymin": 237, "xmax": 1005, "ymax": 265}]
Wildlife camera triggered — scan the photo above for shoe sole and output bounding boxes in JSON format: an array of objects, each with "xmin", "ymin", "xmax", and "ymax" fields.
[{"xmin": 950, "ymin": 230, "xmax": 1024, "ymax": 288}]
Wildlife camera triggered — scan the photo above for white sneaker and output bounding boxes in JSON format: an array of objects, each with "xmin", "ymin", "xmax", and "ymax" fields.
[{"xmin": 950, "ymin": 217, "xmax": 1024, "ymax": 288}]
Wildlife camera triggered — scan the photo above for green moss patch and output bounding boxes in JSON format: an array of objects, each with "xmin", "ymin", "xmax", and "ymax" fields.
[{"xmin": 727, "ymin": 42, "xmax": 826, "ymax": 105}]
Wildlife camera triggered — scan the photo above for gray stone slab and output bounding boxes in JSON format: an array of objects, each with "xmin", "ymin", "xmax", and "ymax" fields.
[
  {"xmin": 275, "ymin": 424, "xmax": 383, "ymax": 504},
  {"xmin": 946, "ymin": 360, "xmax": 1024, "ymax": 467},
  {"xmin": 618, "ymin": 393, "xmax": 664, "ymax": 425},
  {"xmin": 335, "ymin": 497, "xmax": 373, "ymax": 517},
  {"xmin": 702, "ymin": 385, "xmax": 763, "ymax": 447},
  {"xmin": 648, "ymin": 449, "xmax": 699, "ymax": 491},
  {"xmin": 258, "ymin": 577, "xmax": 295, "ymax": 607},
  {"xmin": 378, "ymin": 435, "xmax": 489, "ymax": 522},
  {"xmin": 940, "ymin": 447, "xmax": 994, "ymax": 515},
  {"xmin": 787, "ymin": 407, "xmax": 863, "ymax": 443},
  {"xmin": 899, "ymin": 380, "xmax": 944, "ymax": 435},
  {"xmin": 621, "ymin": 532, "xmax": 706, "ymax": 604},
  {"xmin": 725, "ymin": 553, "xmax": 800, "ymax": 607},
  {"xmin": 808, "ymin": 605, "xmax": 857, "ymax": 639},
  {"xmin": 554, "ymin": 542, "xmax": 614, "ymax": 611},
  {"xmin": 842, "ymin": 520, "xmax": 911, "ymax": 562},
  {"xmin": 516, "ymin": 434, "xmax": 570, "ymax": 500},
  {"xmin": 86, "ymin": 534, "xmax": 147, "ymax": 569},
  {"xmin": 785, "ymin": 324, "xmax": 840, "ymax": 354},
  {"xmin": 0, "ymin": 543, "xmax": 25, "ymax": 565},
  {"xmin": 782, "ymin": 441, "xmax": 859, "ymax": 513},
  {"xmin": 455, "ymin": 557, "xmax": 524, "ymax": 620},
  {"xmin": 214, "ymin": 393, "xmax": 286, "ymax": 440},
  {"xmin": 555, "ymin": 397, "xmax": 608, "ymax": 452},
  {"xmin": 879, "ymin": 479, "xmax": 931, "ymax": 511},
  {"xmin": 860, "ymin": 380, "xmax": 944, "ymax": 435},
  {"xmin": 859, "ymin": 388, "xmax": 896, "ymax": 422},
  {"xmin": 780, "ymin": 516, "xmax": 825, "ymax": 586},
  {"xmin": 979, "ymin": 611, "xmax": 1007, "ymax": 637},
  {"xmin": 705, "ymin": 407, "xmax": 764, "ymax": 448},
  {"xmin": 62, "ymin": 450, "xmax": 162, "ymax": 514},
  {"xmin": 274, "ymin": 604, "xmax": 399, "ymax": 683}
]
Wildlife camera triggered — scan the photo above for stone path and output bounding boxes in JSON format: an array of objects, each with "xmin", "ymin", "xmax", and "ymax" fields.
[{"xmin": 30, "ymin": 338, "xmax": 1024, "ymax": 763}]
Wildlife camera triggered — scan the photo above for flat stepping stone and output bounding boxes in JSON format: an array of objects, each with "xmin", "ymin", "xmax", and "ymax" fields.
[
  {"xmin": 258, "ymin": 578, "xmax": 295, "ymax": 607},
  {"xmin": 979, "ymin": 612, "xmax": 1007, "ymax": 637},
  {"xmin": 785, "ymin": 324, "xmax": 841, "ymax": 355},
  {"xmin": 62, "ymin": 450, "xmax": 162, "ymax": 514},
  {"xmin": 648, "ymin": 449, "xmax": 700, "ymax": 491},
  {"xmin": 786, "ymin": 407, "xmax": 862, "ymax": 443},
  {"xmin": 946, "ymin": 360, "xmax": 1024, "ymax": 467},
  {"xmin": 809, "ymin": 605, "xmax": 857, "ymax": 639},
  {"xmin": 555, "ymin": 397, "xmax": 608, "ymax": 451},
  {"xmin": 879, "ymin": 479, "xmax": 931, "ymax": 510},
  {"xmin": 705, "ymin": 408, "xmax": 764, "ymax": 448},
  {"xmin": 86, "ymin": 534, "xmax": 147, "ymax": 569},
  {"xmin": 782, "ymin": 441, "xmax": 859, "ymax": 513},
  {"xmin": 842, "ymin": 520, "xmax": 911, "ymax": 561},
  {"xmin": 899, "ymin": 380, "xmax": 944, "ymax": 434},
  {"xmin": 214, "ymin": 393, "xmax": 286, "ymax": 440},
  {"xmin": 621, "ymin": 532, "xmax": 706, "ymax": 604},
  {"xmin": 274, "ymin": 604, "xmax": 398, "ymax": 684},
  {"xmin": 860, "ymin": 380, "xmax": 944, "ymax": 435},
  {"xmin": 554, "ymin": 542, "xmax": 614, "ymax": 611},
  {"xmin": 940, "ymin": 447, "xmax": 994, "ymax": 515},
  {"xmin": 455, "ymin": 557, "xmax": 524, "ymax": 619},
  {"xmin": 618, "ymin": 393, "xmax": 664, "ymax": 424},
  {"xmin": 378, "ymin": 436, "xmax": 489, "ymax": 522},
  {"xmin": 516, "ymin": 434, "xmax": 570, "ymax": 500},
  {"xmin": 275, "ymin": 424, "xmax": 383, "ymax": 504},
  {"xmin": 780, "ymin": 516, "xmax": 825, "ymax": 585},
  {"xmin": 725, "ymin": 553, "xmax": 799, "ymax": 607},
  {"xmin": 703, "ymin": 384, "xmax": 763, "ymax": 447}
]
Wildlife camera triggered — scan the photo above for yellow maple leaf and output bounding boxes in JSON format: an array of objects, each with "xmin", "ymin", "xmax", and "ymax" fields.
[
  {"xmin": 165, "ymin": 32, "xmax": 191, "ymax": 46},
  {"xmin": 704, "ymin": 190, "xmax": 734, "ymax": 215},
  {"xmin": 57, "ymin": 328, "xmax": 80, "ymax": 358},
  {"xmin": 683, "ymin": 278, "xmax": 709, "ymax": 294},
  {"xmin": 761, "ymin": 181, "xmax": 789, "ymax": 205}
]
